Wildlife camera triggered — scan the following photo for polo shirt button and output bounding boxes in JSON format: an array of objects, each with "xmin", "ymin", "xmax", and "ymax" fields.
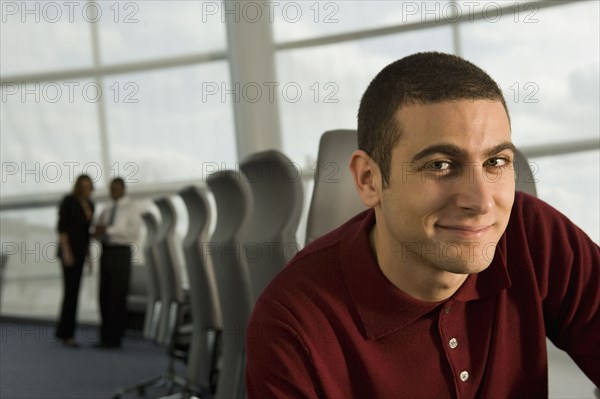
[
  {"xmin": 449, "ymin": 338, "xmax": 458, "ymax": 349},
  {"xmin": 460, "ymin": 371, "xmax": 469, "ymax": 382},
  {"xmin": 444, "ymin": 306, "xmax": 451, "ymax": 314}
]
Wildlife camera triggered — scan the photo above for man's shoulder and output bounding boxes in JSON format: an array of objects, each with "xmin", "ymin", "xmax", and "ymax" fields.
[
  {"xmin": 506, "ymin": 191, "xmax": 598, "ymax": 262},
  {"xmin": 509, "ymin": 191, "xmax": 582, "ymax": 235},
  {"xmin": 257, "ymin": 210, "xmax": 371, "ymax": 310},
  {"xmin": 267, "ymin": 227, "xmax": 343, "ymax": 291},
  {"xmin": 285, "ymin": 210, "xmax": 370, "ymax": 274},
  {"xmin": 512, "ymin": 190, "xmax": 546, "ymax": 209}
]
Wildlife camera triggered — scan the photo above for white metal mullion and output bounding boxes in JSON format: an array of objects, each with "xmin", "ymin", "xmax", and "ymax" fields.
[
  {"xmin": 88, "ymin": 0, "xmax": 110, "ymax": 186},
  {"xmin": 450, "ymin": 0, "xmax": 462, "ymax": 57}
]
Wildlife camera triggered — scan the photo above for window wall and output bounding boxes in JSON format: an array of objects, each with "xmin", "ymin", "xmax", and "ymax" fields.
[
  {"xmin": 102, "ymin": 62, "xmax": 236, "ymax": 184},
  {"xmin": 1, "ymin": 0, "xmax": 234, "ymax": 196}
]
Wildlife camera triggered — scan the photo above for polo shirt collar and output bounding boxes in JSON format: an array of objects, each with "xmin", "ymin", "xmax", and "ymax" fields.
[{"xmin": 339, "ymin": 209, "xmax": 511, "ymax": 341}]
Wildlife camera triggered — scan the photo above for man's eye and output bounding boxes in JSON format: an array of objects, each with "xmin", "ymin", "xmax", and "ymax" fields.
[
  {"xmin": 486, "ymin": 157, "xmax": 510, "ymax": 167},
  {"xmin": 425, "ymin": 160, "xmax": 452, "ymax": 171}
]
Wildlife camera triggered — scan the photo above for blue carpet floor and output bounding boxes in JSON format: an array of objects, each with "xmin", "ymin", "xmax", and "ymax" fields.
[{"xmin": 0, "ymin": 317, "xmax": 184, "ymax": 399}]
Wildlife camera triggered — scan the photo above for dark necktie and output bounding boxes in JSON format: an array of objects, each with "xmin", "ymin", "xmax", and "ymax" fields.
[
  {"xmin": 108, "ymin": 203, "xmax": 117, "ymax": 226},
  {"xmin": 103, "ymin": 204, "xmax": 117, "ymax": 244}
]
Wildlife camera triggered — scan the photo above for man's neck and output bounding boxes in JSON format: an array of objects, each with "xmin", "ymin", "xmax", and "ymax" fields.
[{"xmin": 369, "ymin": 226, "xmax": 468, "ymax": 302}]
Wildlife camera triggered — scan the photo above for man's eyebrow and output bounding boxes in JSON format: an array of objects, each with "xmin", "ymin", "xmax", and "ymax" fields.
[
  {"xmin": 486, "ymin": 142, "xmax": 517, "ymax": 157},
  {"xmin": 411, "ymin": 144, "xmax": 468, "ymax": 163},
  {"xmin": 411, "ymin": 141, "xmax": 517, "ymax": 163}
]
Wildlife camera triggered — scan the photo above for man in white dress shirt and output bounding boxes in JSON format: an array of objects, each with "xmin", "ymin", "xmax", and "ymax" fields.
[{"xmin": 94, "ymin": 177, "xmax": 141, "ymax": 348}]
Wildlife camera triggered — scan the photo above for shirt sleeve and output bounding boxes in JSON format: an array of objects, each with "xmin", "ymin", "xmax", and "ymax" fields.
[
  {"xmin": 521, "ymin": 195, "xmax": 600, "ymax": 387},
  {"xmin": 246, "ymin": 297, "xmax": 321, "ymax": 399}
]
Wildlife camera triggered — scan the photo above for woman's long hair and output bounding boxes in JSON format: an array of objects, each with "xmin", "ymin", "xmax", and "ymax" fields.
[{"xmin": 72, "ymin": 174, "xmax": 93, "ymax": 199}]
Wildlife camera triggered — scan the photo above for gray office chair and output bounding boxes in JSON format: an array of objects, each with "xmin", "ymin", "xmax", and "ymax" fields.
[
  {"xmin": 125, "ymin": 263, "xmax": 148, "ymax": 331},
  {"xmin": 514, "ymin": 149, "xmax": 538, "ymax": 197},
  {"xmin": 239, "ymin": 149, "xmax": 304, "ymax": 301},
  {"xmin": 206, "ymin": 170, "xmax": 253, "ymax": 399},
  {"xmin": 153, "ymin": 197, "xmax": 185, "ymax": 347},
  {"xmin": 179, "ymin": 185, "xmax": 222, "ymax": 398},
  {"xmin": 305, "ymin": 129, "xmax": 538, "ymax": 245},
  {"xmin": 114, "ymin": 199, "xmax": 187, "ymax": 399},
  {"xmin": 0, "ymin": 252, "xmax": 9, "ymax": 312},
  {"xmin": 305, "ymin": 130, "xmax": 366, "ymax": 244},
  {"xmin": 141, "ymin": 211, "xmax": 162, "ymax": 342}
]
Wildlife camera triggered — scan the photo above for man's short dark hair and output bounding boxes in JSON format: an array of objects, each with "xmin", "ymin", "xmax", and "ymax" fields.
[
  {"xmin": 357, "ymin": 51, "xmax": 509, "ymax": 186},
  {"xmin": 111, "ymin": 177, "xmax": 125, "ymax": 189}
]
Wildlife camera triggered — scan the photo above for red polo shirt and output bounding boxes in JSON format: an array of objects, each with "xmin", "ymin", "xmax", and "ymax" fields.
[{"xmin": 246, "ymin": 192, "xmax": 600, "ymax": 398}]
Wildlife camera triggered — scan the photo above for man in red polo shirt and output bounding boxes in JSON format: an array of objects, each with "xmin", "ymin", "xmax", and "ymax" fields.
[{"xmin": 246, "ymin": 52, "xmax": 599, "ymax": 398}]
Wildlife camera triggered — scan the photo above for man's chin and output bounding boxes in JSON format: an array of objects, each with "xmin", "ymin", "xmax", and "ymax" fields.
[
  {"xmin": 438, "ymin": 240, "xmax": 497, "ymax": 270},
  {"xmin": 432, "ymin": 242, "xmax": 495, "ymax": 274},
  {"xmin": 447, "ymin": 260, "xmax": 492, "ymax": 275}
]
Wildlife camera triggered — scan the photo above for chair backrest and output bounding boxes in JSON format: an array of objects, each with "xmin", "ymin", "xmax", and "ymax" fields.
[
  {"xmin": 239, "ymin": 149, "xmax": 304, "ymax": 301},
  {"xmin": 179, "ymin": 185, "xmax": 223, "ymax": 391},
  {"xmin": 514, "ymin": 148, "xmax": 538, "ymax": 197},
  {"xmin": 305, "ymin": 130, "xmax": 538, "ymax": 244},
  {"xmin": 206, "ymin": 170, "xmax": 253, "ymax": 399},
  {"xmin": 305, "ymin": 130, "xmax": 366, "ymax": 244},
  {"xmin": 140, "ymin": 211, "xmax": 161, "ymax": 341},
  {"xmin": 153, "ymin": 197, "xmax": 183, "ymax": 346}
]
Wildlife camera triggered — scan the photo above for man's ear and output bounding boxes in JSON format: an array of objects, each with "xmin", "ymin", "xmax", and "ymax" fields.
[{"xmin": 349, "ymin": 150, "xmax": 381, "ymax": 208}]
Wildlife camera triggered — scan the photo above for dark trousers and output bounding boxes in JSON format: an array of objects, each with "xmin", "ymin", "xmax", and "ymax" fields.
[
  {"xmin": 56, "ymin": 259, "xmax": 84, "ymax": 340},
  {"xmin": 99, "ymin": 245, "xmax": 132, "ymax": 345}
]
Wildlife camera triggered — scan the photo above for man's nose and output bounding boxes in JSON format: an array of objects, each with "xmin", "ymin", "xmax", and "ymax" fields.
[{"xmin": 453, "ymin": 165, "xmax": 494, "ymax": 215}]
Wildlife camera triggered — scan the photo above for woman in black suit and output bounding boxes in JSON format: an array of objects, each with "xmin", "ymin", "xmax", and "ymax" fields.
[{"xmin": 55, "ymin": 174, "xmax": 95, "ymax": 347}]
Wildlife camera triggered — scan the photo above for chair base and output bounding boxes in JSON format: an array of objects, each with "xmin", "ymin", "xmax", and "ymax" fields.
[{"xmin": 112, "ymin": 357, "xmax": 186, "ymax": 399}]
